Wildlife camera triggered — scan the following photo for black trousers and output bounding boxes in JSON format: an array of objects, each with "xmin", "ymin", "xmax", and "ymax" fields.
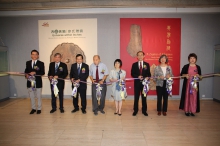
[
  {"xmin": 51, "ymin": 86, "xmax": 64, "ymax": 110},
  {"xmin": 133, "ymin": 82, "xmax": 147, "ymax": 113},
  {"xmin": 156, "ymin": 80, "xmax": 168, "ymax": 112},
  {"xmin": 73, "ymin": 87, "xmax": 87, "ymax": 110}
]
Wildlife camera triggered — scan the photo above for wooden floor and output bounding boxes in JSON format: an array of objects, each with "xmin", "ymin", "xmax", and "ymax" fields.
[{"xmin": 0, "ymin": 98, "xmax": 220, "ymax": 146}]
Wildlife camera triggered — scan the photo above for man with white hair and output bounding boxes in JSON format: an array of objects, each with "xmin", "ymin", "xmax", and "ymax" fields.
[{"xmin": 89, "ymin": 55, "xmax": 109, "ymax": 115}]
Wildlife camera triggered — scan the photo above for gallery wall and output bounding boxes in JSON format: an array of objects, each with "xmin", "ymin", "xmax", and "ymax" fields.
[{"xmin": 0, "ymin": 12, "xmax": 220, "ymax": 99}]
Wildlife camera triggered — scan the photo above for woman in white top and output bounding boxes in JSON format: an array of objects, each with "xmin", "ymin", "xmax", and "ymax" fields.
[
  {"xmin": 109, "ymin": 59, "xmax": 126, "ymax": 116},
  {"xmin": 154, "ymin": 55, "xmax": 173, "ymax": 116}
]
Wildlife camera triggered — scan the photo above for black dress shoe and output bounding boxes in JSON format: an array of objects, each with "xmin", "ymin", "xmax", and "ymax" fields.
[
  {"xmin": 132, "ymin": 112, "xmax": 137, "ymax": 116},
  {"xmin": 185, "ymin": 112, "xmax": 190, "ymax": 116},
  {"xmin": 190, "ymin": 113, "xmax": 195, "ymax": 116},
  {"xmin": 30, "ymin": 109, "xmax": 36, "ymax": 114},
  {"xmin": 143, "ymin": 112, "xmax": 148, "ymax": 116},
  {"xmin": 94, "ymin": 111, "xmax": 98, "ymax": 115},
  {"xmin": 50, "ymin": 109, "xmax": 56, "ymax": 113},
  {"xmin": 81, "ymin": 109, "xmax": 86, "ymax": 114},
  {"xmin": 37, "ymin": 110, "xmax": 41, "ymax": 114},
  {"xmin": 71, "ymin": 109, "xmax": 79, "ymax": 113},
  {"xmin": 100, "ymin": 110, "xmax": 105, "ymax": 114},
  {"xmin": 60, "ymin": 109, "xmax": 64, "ymax": 113}
]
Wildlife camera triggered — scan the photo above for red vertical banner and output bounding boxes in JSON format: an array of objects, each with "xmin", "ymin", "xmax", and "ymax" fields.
[{"xmin": 120, "ymin": 18, "xmax": 181, "ymax": 95}]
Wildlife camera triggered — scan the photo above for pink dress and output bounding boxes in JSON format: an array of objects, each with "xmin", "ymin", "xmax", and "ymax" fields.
[{"xmin": 184, "ymin": 66, "xmax": 198, "ymax": 113}]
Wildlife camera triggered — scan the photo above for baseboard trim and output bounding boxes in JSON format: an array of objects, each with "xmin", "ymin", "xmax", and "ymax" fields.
[
  {"xmin": 213, "ymin": 98, "xmax": 220, "ymax": 103},
  {"xmin": 0, "ymin": 97, "xmax": 10, "ymax": 102}
]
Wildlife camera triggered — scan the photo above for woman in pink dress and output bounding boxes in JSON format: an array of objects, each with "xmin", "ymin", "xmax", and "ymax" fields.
[{"xmin": 179, "ymin": 53, "xmax": 201, "ymax": 116}]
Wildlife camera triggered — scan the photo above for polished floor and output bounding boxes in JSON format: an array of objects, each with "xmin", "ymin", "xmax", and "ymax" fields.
[{"xmin": 0, "ymin": 98, "xmax": 220, "ymax": 146}]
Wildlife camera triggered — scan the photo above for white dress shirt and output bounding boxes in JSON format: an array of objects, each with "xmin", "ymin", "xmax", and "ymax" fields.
[{"xmin": 138, "ymin": 61, "xmax": 143, "ymax": 69}]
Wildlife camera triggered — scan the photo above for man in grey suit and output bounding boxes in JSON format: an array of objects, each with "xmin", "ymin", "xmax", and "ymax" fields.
[{"xmin": 89, "ymin": 55, "xmax": 109, "ymax": 116}]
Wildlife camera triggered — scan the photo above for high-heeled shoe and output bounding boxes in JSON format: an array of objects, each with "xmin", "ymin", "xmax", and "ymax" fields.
[
  {"xmin": 118, "ymin": 113, "xmax": 122, "ymax": 116},
  {"xmin": 185, "ymin": 112, "xmax": 190, "ymax": 116},
  {"xmin": 190, "ymin": 113, "xmax": 195, "ymax": 116}
]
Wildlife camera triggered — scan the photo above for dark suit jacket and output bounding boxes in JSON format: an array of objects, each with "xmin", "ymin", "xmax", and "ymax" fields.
[
  {"xmin": 24, "ymin": 60, "xmax": 45, "ymax": 88},
  {"xmin": 179, "ymin": 64, "xmax": 201, "ymax": 112},
  {"xmin": 131, "ymin": 61, "xmax": 151, "ymax": 85},
  {"xmin": 70, "ymin": 63, "xmax": 89, "ymax": 89},
  {"xmin": 48, "ymin": 62, "xmax": 68, "ymax": 90}
]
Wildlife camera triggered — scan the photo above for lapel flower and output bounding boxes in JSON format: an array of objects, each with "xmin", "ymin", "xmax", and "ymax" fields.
[
  {"xmin": 143, "ymin": 64, "xmax": 147, "ymax": 70},
  {"xmin": 101, "ymin": 69, "xmax": 105, "ymax": 74},
  {"xmin": 34, "ymin": 66, "xmax": 40, "ymax": 71},
  {"xmin": 59, "ymin": 67, "xmax": 63, "ymax": 71},
  {"xmin": 166, "ymin": 67, "xmax": 170, "ymax": 72},
  {"xmin": 194, "ymin": 69, "xmax": 198, "ymax": 72},
  {"xmin": 82, "ymin": 68, "xmax": 85, "ymax": 73}
]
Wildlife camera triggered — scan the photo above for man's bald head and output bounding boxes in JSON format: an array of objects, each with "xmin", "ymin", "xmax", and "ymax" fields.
[
  {"xmin": 93, "ymin": 55, "xmax": 100, "ymax": 60},
  {"xmin": 93, "ymin": 55, "xmax": 100, "ymax": 65}
]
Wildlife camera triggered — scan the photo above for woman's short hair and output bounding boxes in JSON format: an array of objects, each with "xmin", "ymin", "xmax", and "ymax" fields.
[
  {"xmin": 188, "ymin": 53, "xmax": 197, "ymax": 61},
  {"xmin": 159, "ymin": 54, "xmax": 168, "ymax": 63},
  {"xmin": 114, "ymin": 59, "xmax": 122, "ymax": 67}
]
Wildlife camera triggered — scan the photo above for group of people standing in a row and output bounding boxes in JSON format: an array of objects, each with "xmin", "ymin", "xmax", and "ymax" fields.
[{"xmin": 25, "ymin": 50, "xmax": 201, "ymax": 117}]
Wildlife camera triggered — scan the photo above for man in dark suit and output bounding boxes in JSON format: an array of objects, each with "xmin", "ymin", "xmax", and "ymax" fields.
[
  {"xmin": 131, "ymin": 51, "xmax": 151, "ymax": 116},
  {"xmin": 48, "ymin": 53, "xmax": 68, "ymax": 113},
  {"xmin": 70, "ymin": 54, "xmax": 89, "ymax": 114},
  {"xmin": 25, "ymin": 50, "xmax": 45, "ymax": 114}
]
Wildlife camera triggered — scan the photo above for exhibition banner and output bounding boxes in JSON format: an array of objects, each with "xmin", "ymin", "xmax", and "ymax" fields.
[
  {"xmin": 39, "ymin": 19, "xmax": 97, "ymax": 95},
  {"xmin": 120, "ymin": 18, "xmax": 181, "ymax": 95}
]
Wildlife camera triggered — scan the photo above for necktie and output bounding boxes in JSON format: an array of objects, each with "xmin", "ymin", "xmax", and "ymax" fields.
[
  {"xmin": 118, "ymin": 71, "xmax": 120, "ymax": 79},
  {"xmin": 139, "ymin": 61, "xmax": 142, "ymax": 75},
  {"xmin": 77, "ymin": 64, "xmax": 80, "ymax": 75},
  {"xmin": 33, "ymin": 61, "xmax": 36, "ymax": 69},
  {"xmin": 96, "ymin": 66, "xmax": 99, "ymax": 83},
  {"xmin": 116, "ymin": 70, "xmax": 121, "ymax": 91},
  {"xmin": 55, "ymin": 63, "xmax": 58, "ymax": 73}
]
